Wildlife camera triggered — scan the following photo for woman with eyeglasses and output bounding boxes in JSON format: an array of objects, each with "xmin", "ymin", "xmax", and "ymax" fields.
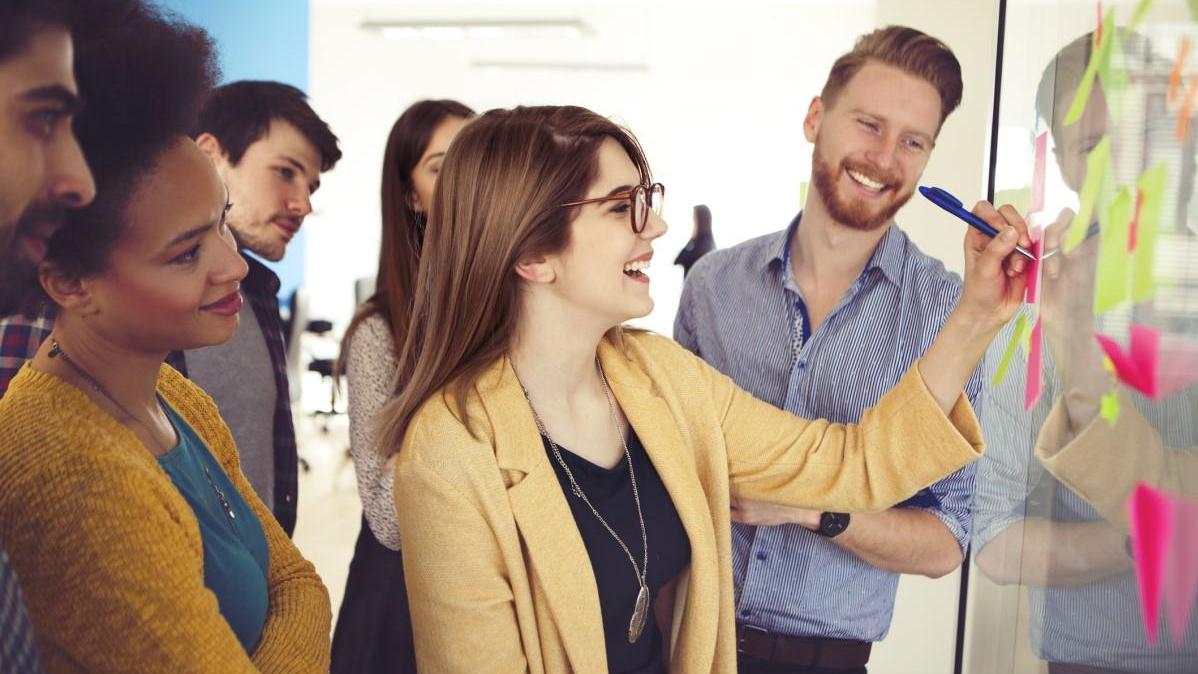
[
  {"xmin": 380, "ymin": 105, "xmax": 1030, "ymax": 673},
  {"xmin": 331, "ymin": 98, "xmax": 474, "ymax": 674}
]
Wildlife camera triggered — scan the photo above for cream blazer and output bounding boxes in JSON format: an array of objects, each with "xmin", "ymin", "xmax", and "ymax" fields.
[{"xmin": 394, "ymin": 332, "xmax": 983, "ymax": 673}]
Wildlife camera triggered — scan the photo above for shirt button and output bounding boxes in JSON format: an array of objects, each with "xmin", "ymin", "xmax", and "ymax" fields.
[
  {"xmin": 756, "ymin": 552, "xmax": 768, "ymax": 561},
  {"xmin": 740, "ymin": 609, "xmax": 751, "ymax": 618},
  {"xmin": 797, "ymin": 361, "xmax": 806, "ymax": 370},
  {"xmin": 284, "ymin": 495, "xmax": 292, "ymax": 503}
]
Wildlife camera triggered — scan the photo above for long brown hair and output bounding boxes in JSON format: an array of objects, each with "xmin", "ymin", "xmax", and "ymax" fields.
[
  {"xmin": 339, "ymin": 99, "xmax": 474, "ymax": 371},
  {"xmin": 378, "ymin": 105, "xmax": 651, "ymax": 456}
]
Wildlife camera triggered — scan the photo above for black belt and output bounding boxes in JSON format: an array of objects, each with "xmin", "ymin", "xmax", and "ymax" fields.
[{"xmin": 736, "ymin": 625, "xmax": 872, "ymax": 669}]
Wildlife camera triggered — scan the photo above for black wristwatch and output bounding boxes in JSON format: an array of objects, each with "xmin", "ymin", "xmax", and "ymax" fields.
[{"xmin": 817, "ymin": 512, "xmax": 851, "ymax": 538}]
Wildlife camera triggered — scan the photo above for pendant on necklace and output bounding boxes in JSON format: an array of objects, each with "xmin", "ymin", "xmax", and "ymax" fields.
[{"xmin": 628, "ymin": 583, "xmax": 649, "ymax": 643}]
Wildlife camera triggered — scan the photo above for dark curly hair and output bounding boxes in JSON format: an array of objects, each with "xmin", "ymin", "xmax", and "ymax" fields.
[{"xmin": 41, "ymin": 0, "xmax": 219, "ymax": 285}]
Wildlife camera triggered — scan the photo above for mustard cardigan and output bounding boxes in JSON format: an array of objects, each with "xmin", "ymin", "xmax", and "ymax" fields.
[
  {"xmin": 0, "ymin": 365, "xmax": 331, "ymax": 673},
  {"xmin": 394, "ymin": 332, "xmax": 984, "ymax": 673}
]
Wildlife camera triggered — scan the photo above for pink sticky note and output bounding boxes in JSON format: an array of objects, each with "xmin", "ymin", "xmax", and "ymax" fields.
[
  {"xmin": 1024, "ymin": 228, "xmax": 1044, "ymax": 305},
  {"xmin": 1128, "ymin": 483, "xmax": 1175, "ymax": 645},
  {"xmin": 1024, "ymin": 317, "xmax": 1043, "ymax": 410},
  {"xmin": 1030, "ymin": 132, "xmax": 1048, "ymax": 214},
  {"xmin": 1095, "ymin": 324, "xmax": 1198, "ymax": 399},
  {"xmin": 1165, "ymin": 497, "xmax": 1198, "ymax": 645}
]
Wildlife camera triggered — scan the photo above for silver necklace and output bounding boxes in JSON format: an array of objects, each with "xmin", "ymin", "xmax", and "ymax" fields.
[
  {"xmin": 518, "ymin": 358, "xmax": 651, "ymax": 644},
  {"xmin": 48, "ymin": 336, "xmax": 239, "ymax": 534}
]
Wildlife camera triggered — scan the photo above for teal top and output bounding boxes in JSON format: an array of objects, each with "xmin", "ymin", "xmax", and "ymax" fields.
[{"xmin": 157, "ymin": 400, "xmax": 269, "ymax": 653}]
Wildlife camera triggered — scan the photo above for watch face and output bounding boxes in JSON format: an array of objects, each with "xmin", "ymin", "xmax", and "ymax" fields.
[{"xmin": 820, "ymin": 512, "xmax": 850, "ymax": 538}]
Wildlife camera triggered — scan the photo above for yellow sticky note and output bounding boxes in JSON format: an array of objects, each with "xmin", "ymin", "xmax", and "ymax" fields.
[
  {"xmin": 1065, "ymin": 12, "xmax": 1116, "ymax": 126},
  {"xmin": 1094, "ymin": 187, "xmax": 1133, "ymax": 316},
  {"xmin": 1133, "ymin": 164, "xmax": 1168, "ymax": 303},
  {"xmin": 992, "ymin": 315, "xmax": 1028, "ymax": 386},
  {"xmin": 1067, "ymin": 136, "xmax": 1111, "ymax": 253},
  {"xmin": 1101, "ymin": 390, "xmax": 1120, "ymax": 425},
  {"xmin": 800, "ymin": 181, "xmax": 809, "ymax": 208}
]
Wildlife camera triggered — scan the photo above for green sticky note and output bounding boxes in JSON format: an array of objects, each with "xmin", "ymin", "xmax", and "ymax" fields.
[
  {"xmin": 1094, "ymin": 187, "xmax": 1133, "ymax": 316},
  {"xmin": 1067, "ymin": 136, "xmax": 1111, "ymax": 252},
  {"xmin": 1101, "ymin": 390, "xmax": 1120, "ymax": 425},
  {"xmin": 1064, "ymin": 57, "xmax": 1101, "ymax": 126},
  {"xmin": 1133, "ymin": 164, "xmax": 1168, "ymax": 302},
  {"xmin": 1099, "ymin": 25, "xmax": 1131, "ymax": 121},
  {"xmin": 992, "ymin": 314, "xmax": 1028, "ymax": 386},
  {"xmin": 1130, "ymin": 0, "xmax": 1156, "ymax": 29},
  {"xmin": 1190, "ymin": 0, "xmax": 1198, "ymax": 20}
]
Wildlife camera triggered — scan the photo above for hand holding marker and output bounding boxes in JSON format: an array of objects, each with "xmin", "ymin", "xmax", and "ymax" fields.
[{"xmin": 919, "ymin": 186, "xmax": 1037, "ymax": 261}]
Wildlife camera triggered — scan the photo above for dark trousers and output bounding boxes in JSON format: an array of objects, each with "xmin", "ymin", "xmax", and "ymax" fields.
[
  {"xmin": 330, "ymin": 516, "xmax": 416, "ymax": 674},
  {"xmin": 737, "ymin": 653, "xmax": 867, "ymax": 674}
]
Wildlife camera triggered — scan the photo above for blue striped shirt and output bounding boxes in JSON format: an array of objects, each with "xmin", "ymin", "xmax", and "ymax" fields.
[
  {"xmin": 675, "ymin": 213, "xmax": 980, "ymax": 642},
  {"xmin": 0, "ymin": 548, "xmax": 41, "ymax": 674}
]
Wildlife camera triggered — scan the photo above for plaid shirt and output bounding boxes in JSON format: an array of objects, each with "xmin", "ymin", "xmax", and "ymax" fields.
[
  {"xmin": 0, "ymin": 313, "xmax": 52, "ymax": 397},
  {"xmin": 0, "ymin": 255, "xmax": 298, "ymax": 537},
  {"xmin": 0, "ymin": 548, "xmax": 42, "ymax": 673}
]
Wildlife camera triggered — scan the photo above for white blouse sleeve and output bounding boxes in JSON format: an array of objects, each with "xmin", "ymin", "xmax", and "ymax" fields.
[{"xmin": 345, "ymin": 313, "xmax": 403, "ymax": 550}]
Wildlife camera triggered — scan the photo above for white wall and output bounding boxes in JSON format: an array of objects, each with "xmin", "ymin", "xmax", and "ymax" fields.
[{"xmin": 307, "ymin": 2, "xmax": 999, "ymax": 673}]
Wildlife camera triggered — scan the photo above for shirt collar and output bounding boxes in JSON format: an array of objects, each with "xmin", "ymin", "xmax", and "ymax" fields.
[
  {"xmin": 768, "ymin": 211, "xmax": 907, "ymax": 288},
  {"xmin": 242, "ymin": 252, "xmax": 282, "ymax": 295}
]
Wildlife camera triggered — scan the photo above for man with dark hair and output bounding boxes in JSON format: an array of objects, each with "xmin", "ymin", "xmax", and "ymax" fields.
[
  {"xmin": 179, "ymin": 81, "xmax": 341, "ymax": 536},
  {"xmin": 676, "ymin": 26, "xmax": 980, "ymax": 673},
  {"xmin": 0, "ymin": 2, "xmax": 94, "ymax": 671}
]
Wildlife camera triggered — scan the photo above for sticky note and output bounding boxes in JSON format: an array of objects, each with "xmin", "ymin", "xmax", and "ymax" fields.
[
  {"xmin": 1025, "ymin": 317, "xmax": 1043, "ymax": 411},
  {"xmin": 800, "ymin": 181, "xmax": 808, "ymax": 208},
  {"xmin": 1190, "ymin": 0, "xmax": 1198, "ymax": 20},
  {"xmin": 1025, "ymin": 228, "xmax": 1044, "ymax": 305},
  {"xmin": 1129, "ymin": 0, "xmax": 1156, "ymax": 29},
  {"xmin": 1165, "ymin": 497, "xmax": 1198, "ymax": 646},
  {"xmin": 1094, "ymin": 324, "xmax": 1198, "ymax": 399},
  {"xmin": 1169, "ymin": 38, "xmax": 1190, "ymax": 104},
  {"xmin": 1067, "ymin": 136, "xmax": 1111, "ymax": 253},
  {"xmin": 1127, "ymin": 484, "xmax": 1176, "ymax": 645},
  {"xmin": 1094, "ymin": 187, "xmax": 1133, "ymax": 316},
  {"xmin": 1030, "ymin": 132, "xmax": 1047, "ymax": 214},
  {"xmin": 1127, "ymin": 484, "xmax": 1198, "ymax": 646},
  {"xmin": 1099, "ymin": 26, "xmax": 1131, "ymax": 121},
  {"xmin": 992, "ymin": 314, "xmax": 1027, "ymax": 386},
  {"xmin": 1179, "ymin": 75, "xmax": 1198, "ymax": 140},
  {"xmin": 1133, "ymin": 164, "xmax": 1168, "ymax": 303},
  {"xmin": 1100, "ymin": 390, "xmax": 1120, "ymax": 425},
  {"xmin": 1065, "ymin": 8, "xmax": 1119, "ymax": 125}
]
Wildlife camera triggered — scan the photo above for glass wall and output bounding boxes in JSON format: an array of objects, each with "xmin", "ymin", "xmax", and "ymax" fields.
[{"xmin": 966, "ymin": 1, "xmax": 1198, "ymax": 673}]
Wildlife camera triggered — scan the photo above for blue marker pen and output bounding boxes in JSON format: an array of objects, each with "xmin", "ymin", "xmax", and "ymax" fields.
[{"xmin": 919, "ymin": 185, "xmax": 1037, "ymax": 261}]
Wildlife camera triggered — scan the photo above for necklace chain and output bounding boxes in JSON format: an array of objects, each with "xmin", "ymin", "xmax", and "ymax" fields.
[
  {"xmin": 48, "ymin": 336, "xmax": 239, "ymax": 534},
  {"xmin": 517, "ymin": 358, "xmax": 650, "ymax": 638}
]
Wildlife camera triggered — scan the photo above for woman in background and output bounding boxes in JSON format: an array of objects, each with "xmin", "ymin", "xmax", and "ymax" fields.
[{"xmin": 330, "ymin": 99, "xmax": 473, "ymax": 674}]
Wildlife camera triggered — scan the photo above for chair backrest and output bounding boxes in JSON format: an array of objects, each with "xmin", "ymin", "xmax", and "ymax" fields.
[{"xmin": 354, "ymin": 276, "xmax": 377, "ymax": 306}]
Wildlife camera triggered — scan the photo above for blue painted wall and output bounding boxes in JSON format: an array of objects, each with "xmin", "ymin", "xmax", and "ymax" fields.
[{"xmin": 158, "ymin": 0, "xmax": 310, "ymax": 301}]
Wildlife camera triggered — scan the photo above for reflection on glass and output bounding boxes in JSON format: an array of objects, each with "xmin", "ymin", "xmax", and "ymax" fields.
[{"xmin": 969, "ymin": 3, "xmax": 1198, "ymax": 674}]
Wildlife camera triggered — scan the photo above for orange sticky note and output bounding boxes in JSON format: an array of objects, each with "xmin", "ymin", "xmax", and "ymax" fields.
[
  {"xmin": 1177, "ymin": 75, "xmax": 1198, "ymax": 140},
  {"xmin": 1169, "ymin": 38, "xmax": 1190, "ymax": 104}
]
